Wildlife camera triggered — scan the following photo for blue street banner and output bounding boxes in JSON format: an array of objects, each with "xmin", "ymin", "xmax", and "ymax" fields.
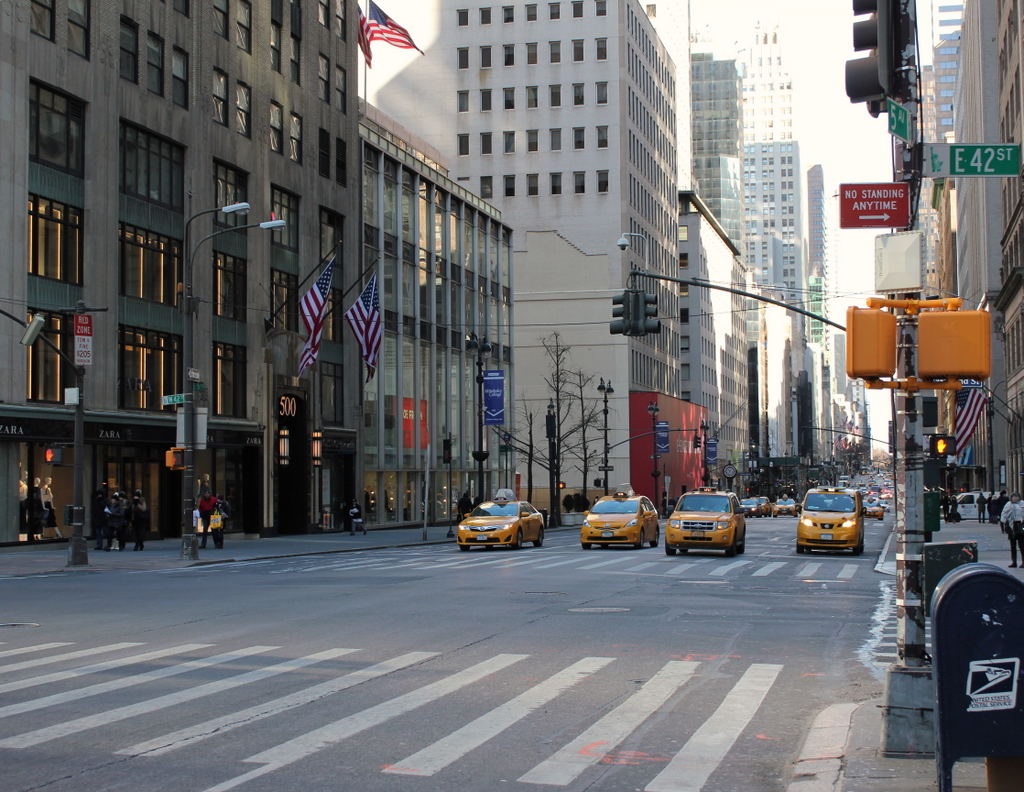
[
  {"xmin": 656, "ymin": 421, "xmax": 670, "ymax": 453},
  {"xmin": 483, "ymin": 370, "xmax": 505, "ymax": 425},
  {"xmin": 705, "ymin": 438, "xmax": 718, "ymax": 466}
]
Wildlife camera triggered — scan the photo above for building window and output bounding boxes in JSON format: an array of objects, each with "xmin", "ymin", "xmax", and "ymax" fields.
[
  {"xmin": 596, "ymin": 37, "xmax": 607, "ymax": 59},
  {"xmin": 118, "ymin": 326, "xmax": 182, "ymax": 412},
  {"xmin": 237, "ymin": 0, "xmax": 252, "ymax": 51},
  {"xmin": 119, "ymin": 17, "xmax": 138, "ymax": 81},
  {"xmin": 573, "ymin": 171, "xmax": 585, "ymax": 193},
  {"xmin": 527, "ymin": 173, "xmax": 539, "ymax": 195},
  {"xmin": 596, "ymin": 81, "xmax": 608, "ymax": 103},
  {"xmin": 549, "ymin": 3, "xmax": 560, "ymax": 19},
  {"xmin": 318, "ymin": 0, "xmax": 330, "ymax": 26},
  {"xmin": 458, "ymin": 47, "xmax": 469, "ymax": 69},
  {"xmin": 457, "ymin": 8, "xmax": 469, "ymax": 25},
  {"xmin": 213, "ymin": 0, "xmax": 228, "ymax": 38},
  {"xmin": 573, "ymin": 127, "xmax": 584, "ymax": 149},
  {"xmin": 236, "ymin": 82, "xmax": 251, "ymax": 136},
  {"xmin": 503, "ymin": 5, "xmax": 514, "ymax": 22},
  {"xmin": 504, "ymin": 87, "xmax": 515, "ymax": 109},
  {"xmin": 527, "ymin": 42, "xmax": 537, "ymax": 64},
  {"xmin": 504, "ymin": 44, "xmax": 515, "ymax": 66},
  {"xmin": 213, "ymin": 161, "xmax": 248, "ymax": 227},
  {"xmin": 335, "ymin": 137, "xmax": 347, "ymax": 184},
  {"xmin": 480, "ymin": 46, "xmax": 492, "ymax": 67},
  {"xmin": 526, "ymin": 3, "xmax": 538, "ymax": 20},
  {"xmin": 318, "ymin": 54, "xmax": 330, "ymax": 101},
  {"xmin": 271, "ymin": 22, "xmax": 283, "ymax": 71},
  {"xmin": 174, "ymin": 0, "xmax": 190, "ymax": 14},
  {"xmin": 480, "ymin": 7, "xmax": 491, "ymax": 24},
  {"xmin": 29, "ymin": 82, "xmax": 85, "ymax": 176},
  {"xmin": 213, "ymin": 343, "xmax": 247, "ymax": 417},
  {"xmin": 595, "ymin": 0, "xmax": 606, "ymax": 15},
  {"xmin": 597, "ymin": 169, "xmax": 609, "ymax": 192},
  {"xmin": 572, "ymin": 39, "xmax": 584, "ymax": 61},
  {"xmin": 526, "ymin": 86, "xmax": 538, "ymax": 107},
  {"xmin": 146, "ymin": 34, "xmax": 164, "ymax": 95},
  {"xmin": 572, "ymin": 1, "xmax": 583, "ymax": 16},
  {"xmin": 550, "ymin": 172, "xmax": 562, "ymax": 194},
  {"xmin": 527, "ymin": 129, "xmax": 538, "ymax": 151},
  {"xmin": 213, "ymin": 69, "xmax": 228, "ymax": 125},
  {"xmin": 270, "ymin": 102, "xmax": 283, "ymax": 153},
  {"xmin": 336, "ymin": 65, "xmax": 347, "ymax": 112},
  {"xmin": 28, "ymin": 195, "xmax": 83, "ymax": 284},
  {"xmin": 480, "ymin": 89, "xmax": 492, "ymax": 110},
  {"xmin": 504, "ymin": 175, "xmax": 515, "ymax": 197},
  {"xmin": 67, "ymin": 0, "xmax": 90, "ymax": 57},
  {"xmin": 213, "ymin": 252, "xmax": 247, "ymax": 321},
  {"xmin": 31, "ymin": 0, "xmax": 54, "ymax": 40},
  {"xmin": 503, "ymin": 131, "xmax": 515, "ymax": 153},
  {"xmin": 119, "ymin": 223, "xmax": 182, "ymax": 305},
  {"xmin": 290, "ymin": 35, "xmax": 301, "ymax": 83},
  {"xmin": 27, "ymin": 313, "xmax": 67, "ymax": 403},
  {"xmin": 321, "ymin": 362, "xmax": 345, "ymax": 424},
  {"xmin": 270, "ymin": 186, "xmax": 299, "ymax": 250},
  {"xmin": 549, "ymin": 84, "xmax": 561, "ymax": 106},
  {"xmin": 549, "ymin": 40, "xmax": 561, "ymax": 63},
  {"xmin": 480, "ymin": 176, "xmax": 493, "ymax": 198},
  {"xmin": 271, "ymin": 269, "xmax": 298, "ymax": 330},
  {"xmin": 480, "ymin": 132, "xmax": 492, "ymax": 154},
  {"xmin": 172, "ymin": 48, "xmax": 189, "ymax": 107},
  {"xmin": 573, "ymin": 83, "xmax": 584, "ymax": 105},
  {"xmin": 597, "ymin": 125, "xmax": 608, "ymax": 148},
  {"xmin": 457, "ymin": 134, "xmax": 469, "ymax": 156},
  {"xmin": 457, "ymin": 91, "xmax": 469, "ymax": 112},
  {"xmin": 289, "ymin": 113, "xmax": 303, "ymax": 162},
  {"xmin": 549, "ymin": 127, "xmax": 561, "ymax": 150},
  {"xmin": 119, "ymin": 123, "xmax": 184, "ymax": 209}
]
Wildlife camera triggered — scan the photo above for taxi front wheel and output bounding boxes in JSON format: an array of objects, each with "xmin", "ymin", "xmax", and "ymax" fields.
[
  {"xmin": 459, "ymin": 544, "xmax": 470, "ymax": 552},
  {"xmin": 581, "ymin": 542, "xmax": 592, "ymax": 550},
  {"xmin": 511, "ymin": 529, "xmax": 523, "ymax": 549}
]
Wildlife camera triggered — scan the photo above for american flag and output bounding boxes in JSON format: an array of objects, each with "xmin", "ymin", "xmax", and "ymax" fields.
[
  {"xmin": 357, "ymin": 7, "xmax": 373, "ymax": 67},
  {"xmin": 360, "ymin": 1, "xmax": 423, "ymax": 65},
  {"xmin": 955, "ymin": 381, "xmax": 988, "ymax": 454},
  {"xmin": 345, "ymin": 273, "xmax": 382, "ymax": 382},
  {"xmin": 297, "ymin": 257, "xmax": 335, "ymax": 377}
]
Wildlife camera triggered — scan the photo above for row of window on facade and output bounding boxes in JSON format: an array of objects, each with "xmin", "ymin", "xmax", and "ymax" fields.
[
  {"xmin": 456, "ymin": 1, "xmax": 608, "ymax": 25},
  {"xmin": 458, "ymin": 125, "xmax": 610, "ymax": 155},
  {"xmin": 475, "ymin": 171, "xmax": 608, "ymax": 198},
  {"xmin": 457, "ymin": 81, "xmax": 611, "ymax": 112},
  {"xmin": 457, "ymin": 38, "xmax": 608, "ymax": 69}
]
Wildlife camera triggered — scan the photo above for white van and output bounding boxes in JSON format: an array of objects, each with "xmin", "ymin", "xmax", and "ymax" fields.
[{"xmin": 956, "ymin": 491, "xmax": 994, "ymax": 521}]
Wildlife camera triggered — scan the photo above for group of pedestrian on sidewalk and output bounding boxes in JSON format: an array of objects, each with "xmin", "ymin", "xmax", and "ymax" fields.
[{"xmin": 92, "ymin": 488, "xmax": 149, "ymax": 551}]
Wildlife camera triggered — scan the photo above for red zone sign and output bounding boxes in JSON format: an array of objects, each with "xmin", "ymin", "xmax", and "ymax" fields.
[{"xmin": 839, "ymin": 183, "xmax": 911, "ymax": 229}]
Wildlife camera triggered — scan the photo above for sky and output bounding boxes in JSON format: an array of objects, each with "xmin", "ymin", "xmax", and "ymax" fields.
[{"xmin": 689, "ymin": 0, "xmax": 937, "ymax": 444}]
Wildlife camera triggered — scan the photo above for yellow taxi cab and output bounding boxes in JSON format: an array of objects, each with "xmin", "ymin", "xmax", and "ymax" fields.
[
  {"xmin": 772, "ymin": 497, "xmax": 798, "ymax": 517},
  {"xmin": 665, "ymin": 487, "xmax": 746, "ymax": 557},
  {"xmin": 457, "ymin": 498, "xmax": 545, "ymax": 551},
  {"xmin": 797, "ymin": 487, "xmax": 865, "ymax": 555},
  {"xmin": 580, "ymin": 491, "xmax": 659, "ymax": 549},
  {"xmin": 863, "ymin": 496, "xmax": 885, "ymax": 520}
]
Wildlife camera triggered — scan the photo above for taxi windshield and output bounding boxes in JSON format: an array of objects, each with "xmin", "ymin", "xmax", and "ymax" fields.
[
  {"xmin": 678, "ymin": 495, "xmax": 730, "ymax": 512},
  {"xmin": 471, "ymin": 503, "xmax": 518, "ymax": 517},
  {"xmin": 778, "ymin": 499, "xmax": 795, "ymax": 505},
  {"xmin": 590, "ymin": 499, "xmax": 639, "ymax": 515},
  {"xmin": 804, "ymin": 493, "xmax": 855, "ymax": 512}
]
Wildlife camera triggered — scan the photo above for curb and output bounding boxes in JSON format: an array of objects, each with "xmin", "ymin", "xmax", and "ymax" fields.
[{"xmin": 787, "ymin": 702, "xmax": 859, "ymax": 792}]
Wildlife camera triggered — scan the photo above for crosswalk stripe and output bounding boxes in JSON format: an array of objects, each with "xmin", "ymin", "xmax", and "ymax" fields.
[
  {"xmin": 644, "ymin": 663, "xmax": 783, "ymax": 792},
  {"xmin": 0, "ymin": 642, "xmax": 72, "ymax": 659},
  {"xmin": 795, "ymin": 563, "xmax": 821, "ymax": 577},
  {"xmin": 578, "ymin": 557, "xmax": 632, "ymax": 570},
  {"xmin": 625, "ymin": 562, "xmax": 658, "ymax": 572},
  {"xmin": 0, "ymin": 642, "xmax": 143, "ymax": 675},
  {"xmin": 752, "ymin": 562, "xmax": 787, "ymax": 577},
  {"xmin": 519, "ymin": 660, "xmax": 700, "ymax": 786},
  {"xmin": 666, "ymin": 563, "xmax": 695, "ymax": 575},
  {"xmin": 531, "ymin": 558, "xmax": 586, "ymax": 570},
  {"xmin": 384, "ymin": 656, "xmax": 615, "ymax": 777},
  {"xmin": 0, "ymin": 648, "xmax": 351, "ymax": 749},
  {"xmin": 838, "ymin": 564, "xmax": 858, "ymax": 579},
  {"xmin": 0, "ymin": 644, "xmax": 212, "ymax": 696},
  {"xmin": 0, "ymin": 644, "xmax": 266, "ymax": 722},
  {"xmin": 118, "ymin": 651, "xmax": 438, "ymax": 757},
  {"xmin": 492, "ymin": 555, "xmax": 559, "ymax": 568},
  {"xmin": 709, "ymin": 560, "xmax": 752, "ymax": 576},
  {"xmin": 202, "ymin": 654, "xmax": 530, "ymax": 792}
]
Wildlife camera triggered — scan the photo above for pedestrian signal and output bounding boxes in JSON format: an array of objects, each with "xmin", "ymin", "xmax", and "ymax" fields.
[
  {"xmin": 165, "ymin": 447, "xmax": 186, "ymax": 469},
  {"xmin": 928, "ymin": 435, "xmax": 954, "ymax": 458},
  {"xmin": 44, "ymin": 446, "xmax": 64, "ymax": 464}
]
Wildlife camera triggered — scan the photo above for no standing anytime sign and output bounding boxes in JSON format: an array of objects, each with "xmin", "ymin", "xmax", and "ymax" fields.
[{"xmin": 839, "ymin": 183, "xmax": 911, "ymax": 229}]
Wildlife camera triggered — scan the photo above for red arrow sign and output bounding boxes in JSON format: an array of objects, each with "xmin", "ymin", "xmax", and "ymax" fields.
[{"xmin": 839, "ymin": 183, "xmax": 910, "ymax": 229}]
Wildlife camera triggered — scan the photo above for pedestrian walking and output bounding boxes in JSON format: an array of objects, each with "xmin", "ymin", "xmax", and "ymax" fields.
[
  {"xmin": 458, "ymin": 491, "xmax": 472, "ymax": 519},
  {"xmin": 993, "ymin": 490, "xmax": 1009, "ymax": 524},
  {"xmin": 348, "ymin": 500, "xmax": 366, "ymax": 534},
  {"xmin": 211, "ymin": 494, "xmax": 229, "ymax": 549},
  {"xmin": 976, "ymin": 493, "xmax": 987, "ymax": 523},
  {"xmin": 105, "ymin": 493, "xmax": 126, "ymax": 551},
  {"xmin": 129, "ymin": 489, "xmax": 149, "ymax": 550},
  {"xmin": 999, "ymin": 492, "xmax": 1024, "ymax": 568},
  {"xmin": 92, "ymin": 488, "xmax": 107, "ymax": 550},
  {"xmin": 197, "ymin": 489, "xmax": 218, "ymax": 549}
]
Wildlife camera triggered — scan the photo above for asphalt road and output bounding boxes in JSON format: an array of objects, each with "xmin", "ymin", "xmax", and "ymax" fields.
[{"xmin": 1, "ymin": 513, "xmax": 896, "ymax": 792}]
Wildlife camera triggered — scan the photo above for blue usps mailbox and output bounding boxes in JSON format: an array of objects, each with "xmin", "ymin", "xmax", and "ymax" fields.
[{"xmin": 932, "ymin": 563, "xmax": 1024, "ymax": 792}]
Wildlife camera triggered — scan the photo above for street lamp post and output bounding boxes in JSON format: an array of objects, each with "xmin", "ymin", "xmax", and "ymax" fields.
[
  {"xmin": 597, "ymin": 378, "xmax": 614, "ymax": 495},
  {"xmin": 179, "ymin": 205, "xmax": 284, "ymax": 560},
  {"xmin": 546, "ymin": 400, "xmax": 559, "ymax": 527},
  {"xmin": 466, "ymin": 333, "xmax": 491, "ymax": 502},
  {"xmin": 648, "ymin": 402, "xmax": 661, "ymax": 511},
  {"xmin": 700, "ymin": 420, "xmax": 710, "ymax": 486}
]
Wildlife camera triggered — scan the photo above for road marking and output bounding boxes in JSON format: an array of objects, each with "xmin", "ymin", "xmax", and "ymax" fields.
[
  {"xmin": 625, "ymin": 562, "xmax": 659, "ymax": 572},
  {"xmin": 578, "ymin": 557, "xmax": 633, "ymax": 570},
  {"xmin": 752, "ymin": 562, "xmax": 787, "ymax": 577},
  {"xmin": 0, "ymin": 642, "xmax": 72, "ymax": 659},
  {"xmin": 493, "ymin": 555, "xmax": 563, "ymax": 568},
  {"xmin": 796, "ymin": 563, "xmax": 821, "ymax": 577},
  {"xmin": 384, "ymin": 656, "xmax": 614, "ymax": 777},
  {"xmin": 666, "ymin": 563, "xmax": 695, "ymax": 575},
  {"xmin": 519, "ymin": 660, "xmax": 700, "ymax": 786},
  {"xmin": 201, "ymin": 653, "xmax": 530, "ymax": 792},
  {"xmin": 644, "ymin": 663, "xmax": 783, "ymax": 792},
  {"xmin": 0, "ymin": 648, "xmax": 350, "ymax": 749},
  {"xmin": 119, "ymin": 651, "xmax": 438, "ymax": 757},
  {"xmin": 838, "ymin": 564, "xmax": 858, "ymax": 579},
  {"xmin": 531, "ymin": 558, "xmax": 588, "ymax": 569},
  {"xmin": 0, "ymin": 644, "xmax": 263, "ymax": 721},
  {"xmin": 0, "ymin": 642, "xmax": 143, "ymax": 675},
  {"xmin": 709, "ymin": 560, "xmax": 752, "ymax": 576}
]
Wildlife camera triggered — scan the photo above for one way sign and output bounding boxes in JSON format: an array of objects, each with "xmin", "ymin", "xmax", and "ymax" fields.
[{"xmin": 839, "ymin": 183, "xmax": 910, "ymax": 229}]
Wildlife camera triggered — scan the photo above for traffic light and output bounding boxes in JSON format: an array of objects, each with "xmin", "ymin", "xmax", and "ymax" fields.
[
  {"xmin": 558, "ymin": 481, "xmax": 566, "ymax": 489},
  {"xmin": 610, "ymin": 290, "xmax": 633, "ymax": 335},
  {"xmin": 845, "ymin": 0, "xmax": 893, "ymax": 114},
  {"xmin": 165, "ymin": 447, "xmax": 186, "ymax": 469},
  {"xmin": 928, "ymin": 434, "xmax": 955, "ymax": 459},
  {"xmin": 693, "ymin": 434, "xmax": 701, "ymax": 450},
  {"xmin": 917, "ymin": 310, "xmax": 991, "ymax": 380},
  {"xmin": 846, "ymin": 306, "xmax": 897, "ymax": 379},
  {"xmin": 626, "ymin": 290, "xmax": 661, "ymax": 336},
  {"xmin": 44, "ymin": 446, "xmax": 64, "ymax": 464},
  {"xmin": 442, "ymin": 438, "xmax": 452, "ymax": 464}
]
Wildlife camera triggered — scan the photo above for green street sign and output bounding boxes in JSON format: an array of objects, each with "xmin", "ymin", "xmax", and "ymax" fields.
[
  {"xmin": 161, "ymin": 393, "xmax": 186, "ymax": 406},
  {"xmin": 192, "ymin": 381, "xmax": 205, "ymax": 391},
  {"xmin": 887, "ymin": 99, "xmax": 912, "ymax": 144},
  {"xmin": 499, "ymin": 444, "xmax": 512, "ymax": 452},
  {"xmin": 925, "ymin": 143, "xmax": 1020, "ymax": 177}
]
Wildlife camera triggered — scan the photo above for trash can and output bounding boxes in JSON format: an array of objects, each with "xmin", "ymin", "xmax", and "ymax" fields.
[
  {"xmin": 932, "ymin": 563, "xmax": 1024, "ymax": 792},
  {"xmin": 923, "ymin": 541, "xmax": 977, "ymax": 614}
]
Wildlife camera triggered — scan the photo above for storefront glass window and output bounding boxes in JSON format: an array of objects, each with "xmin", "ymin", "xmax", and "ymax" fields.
[{"xmin": 118, "ymin": 325, "xmax": 181, "ymax": 411}]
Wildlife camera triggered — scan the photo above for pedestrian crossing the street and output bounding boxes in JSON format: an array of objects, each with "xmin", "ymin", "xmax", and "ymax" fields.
[{"xmin": 0, "ymin": 639, "xmax": 791, "ymax": 792}]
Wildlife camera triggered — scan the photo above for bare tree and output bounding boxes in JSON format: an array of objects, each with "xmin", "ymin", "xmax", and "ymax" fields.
[{"xmin": 562, "ymin": 368, "xmax": 602, "ymax": 504}]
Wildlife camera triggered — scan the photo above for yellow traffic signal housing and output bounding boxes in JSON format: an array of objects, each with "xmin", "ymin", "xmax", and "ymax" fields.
[
  {"xmin": 165, "ymin": 447, "xmax": 186, "ymax": 470},
  {"xmin": 917, "ymin": 310, "xmax": 991, "ymax": 380},
  {"xmin": 846, "ymin": 307, "xmax": 897, "ymax": 379}
]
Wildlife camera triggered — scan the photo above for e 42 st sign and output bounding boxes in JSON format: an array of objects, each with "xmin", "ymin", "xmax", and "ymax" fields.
[
  {"xmin": 839, "ymin": 183, "xmax": 911, "ymax": 229},
  {"xmin": 924, "ymin": 143, "xmax": 1021, "ymax": 178}
]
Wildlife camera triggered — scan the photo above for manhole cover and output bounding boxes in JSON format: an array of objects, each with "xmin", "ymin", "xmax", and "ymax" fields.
[
  {"xmin": 0, "ymin": 623, "xmax": 40, "ymax": 628},
  {"xmin": 568, "ymin": 607, "xmax": 630, "ymax": 613}
]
